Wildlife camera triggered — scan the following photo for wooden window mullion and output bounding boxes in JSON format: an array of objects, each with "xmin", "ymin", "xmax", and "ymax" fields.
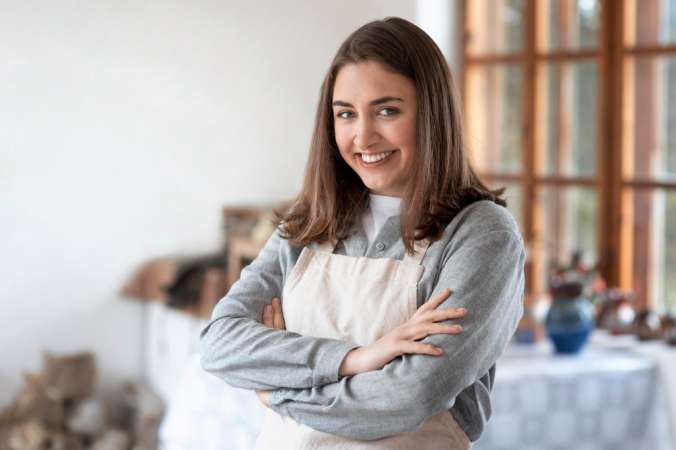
[
  {"xmin": 599, "ymin": 0, "xmax": 621, "ymax": 288},
  {"xmin": 630, "ymin": 0, "xmax": 660, "ymax": 311},
  {"xmin": 523, "ymin": 0, "xmax": 543, "ymax": 302}
]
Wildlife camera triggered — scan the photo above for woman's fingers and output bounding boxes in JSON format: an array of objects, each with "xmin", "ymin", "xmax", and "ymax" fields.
[
  {"xmin": 413, "ymin": 288, "xmax": 451, "ymax": 316},
  {"xmin": 262, "ymin": 305, "xmax": 274, "ymax": 328},
  {"xmin": 399, "ymin": 340, "xmax": 444, "ymax": 356},
  {"xmin": 255, "ymin": 390, "xmax": 271, "ymax": 408},
  {"xmin": 406, "ymin": 323, "xmax": 462, "ymax": 341},
  {"xmin": 262, "ymin": 298, "xmax": 286, "ymax": 330},
  {"xmin": 407, "ymin": 305, "xmax": 465, "ymax": 327},
  {"xmin": 272, "ymin": 298, "xmax": 285, "ymax": 330},
  {"xmin": 418, "ymin": 307, "xmax": 466, "ymax": 324}
]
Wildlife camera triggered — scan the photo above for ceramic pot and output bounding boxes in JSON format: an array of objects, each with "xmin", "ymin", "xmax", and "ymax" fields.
[
  {"xmin": 635, "ymin": 310, "xmax": 663, "ymax": 340},
  {"xmin": 546, "ymin": 282, "xmax": 596, "ymax": 353},
  {"xmin": 663, "ymin": 315, "xmax": 676, "ymax": 346},
  {"xmin": 597, "ymin": 287, "xmax": 636, "ymax": 334}
]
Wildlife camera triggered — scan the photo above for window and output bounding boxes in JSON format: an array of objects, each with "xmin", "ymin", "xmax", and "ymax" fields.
[{"xmin": 462, "ymin": 0, "xmax": 676, "ymax": 313}]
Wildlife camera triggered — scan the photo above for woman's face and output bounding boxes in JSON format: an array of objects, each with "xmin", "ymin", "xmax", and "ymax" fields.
[{"xmin": 332, "ymin": 61, "xmax": 418, "ymax": 197}]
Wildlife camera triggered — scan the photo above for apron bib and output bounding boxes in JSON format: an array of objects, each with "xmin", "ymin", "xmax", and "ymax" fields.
[{"xmin": 254, "ymin": 238, "xmax": 472, "ymax": 450}]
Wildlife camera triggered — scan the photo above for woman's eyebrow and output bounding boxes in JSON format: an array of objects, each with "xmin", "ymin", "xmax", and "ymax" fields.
[{"xmin": 332, "ymin": 96, "xmax": 405, "ymax": 107}]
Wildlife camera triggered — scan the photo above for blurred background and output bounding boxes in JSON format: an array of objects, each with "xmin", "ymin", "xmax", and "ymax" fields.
[{"xmin": 1, "ymin": 0, "xmax": 675, "ymax": 449}]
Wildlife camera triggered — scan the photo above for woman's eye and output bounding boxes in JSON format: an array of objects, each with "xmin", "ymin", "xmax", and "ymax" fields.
[
  {"xmin": 379, "ymin": 107, "xmax": 398, "ymax": 116},
  {"xmin": 337, "ymin": 111, "xmax": 355, "ymax": 119}
]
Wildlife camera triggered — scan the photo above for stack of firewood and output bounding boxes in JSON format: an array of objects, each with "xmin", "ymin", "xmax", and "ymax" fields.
[{"xmin": 0, "ymin": 353, "xmax": 164, "ymax": 450}]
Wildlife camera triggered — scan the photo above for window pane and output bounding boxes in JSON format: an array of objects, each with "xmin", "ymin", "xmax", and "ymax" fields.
[
  {"xmin": 623, "ymin": 188, "xmax": 676, "ymax": 313},
  {"xmin": 625, "ymin": 0, "xmax": 676, "ymax": 47},
  {"xmin": 537, "ymin": 185, "xmax": 598, "ymax": 288},
  {"xmin": 538, "ymin": 61, "xmax": 598, "ymax": 176},
  {"xmin": 540, "ymin": 0, "xmax": 601, "ymax": 51},
  {"xmin": 661, "ymin": 191, "xmax": 676, "ymax": 312},
  {"xmin": 666, "ymin": 190, "xmax": 676, "ymax": 312},
  {"xmin": 624, "ymin": 56, "xmax": 676, "ymax": 181},
  {"xmin": 466, "ymin": 64, "xmax": 523, "ymax": 174},
  {"xmin": 466, "ymin": 0, "xmax": 524, "ymax": 55}
]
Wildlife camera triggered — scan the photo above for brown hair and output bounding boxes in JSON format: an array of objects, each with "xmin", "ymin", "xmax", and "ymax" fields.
[{"xmin": 272, "ymin": 16, "xmax": 505, "ymax": 254}]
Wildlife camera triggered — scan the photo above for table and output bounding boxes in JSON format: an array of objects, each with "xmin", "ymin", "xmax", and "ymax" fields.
[{"xmin": 473, "ymin": 330, "xmax": 674, "ymax": 450}]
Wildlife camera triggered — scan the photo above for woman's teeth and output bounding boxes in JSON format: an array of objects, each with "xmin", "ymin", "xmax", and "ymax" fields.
[{"xmin": 360, "ymin": 150, "xmax": 394, "ymax": 163}]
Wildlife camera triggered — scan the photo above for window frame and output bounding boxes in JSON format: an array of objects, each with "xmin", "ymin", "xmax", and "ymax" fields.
[{"xmin": 461, "ymin": 0, "xmax": 676, "ymax": 312}]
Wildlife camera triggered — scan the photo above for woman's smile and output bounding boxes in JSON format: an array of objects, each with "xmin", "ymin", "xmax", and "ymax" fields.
[{"xmin": 357, "ymin": 149, "xmax": 397, "ymax": 167}]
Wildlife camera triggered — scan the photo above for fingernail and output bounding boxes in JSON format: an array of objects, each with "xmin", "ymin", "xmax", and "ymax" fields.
[
  {"xmin": 456, "ymin": 308, "xmax": 465, "ymax": 313},
  {"xmin": 273, "ymin": 298, "xmax": 281, "ymax": 306},
  {"xmin": 455, "ymin": 325, "xmax": 462, "ymax": 330},
  {"xmin": 265, "ymin": 306, "xmax": 271, "ymax": 314}
]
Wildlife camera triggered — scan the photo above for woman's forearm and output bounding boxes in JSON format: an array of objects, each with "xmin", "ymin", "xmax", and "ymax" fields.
[
  {"xmin": 199, "ymin": 229, "xmax": 359, "ymax": 391},
  {"xmin": 336, "ymin": 288, "xmax": 465, "ymax": 376},
  {"xmin": 201, "ymin": 315, "xmax": 358, "ymax": 390},
  {"xmin": 338, "ymin": 348, "xmax": 361, "ymax": 376}
]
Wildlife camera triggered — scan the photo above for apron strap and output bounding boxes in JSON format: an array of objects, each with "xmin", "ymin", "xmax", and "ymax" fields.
[
  {"xmin": 315, "ymin": 239, "xmax": 337, "ymax": 253},
  {"xmin": 403, "ymin": 238, "xmax": 431, "ymax": 265}
]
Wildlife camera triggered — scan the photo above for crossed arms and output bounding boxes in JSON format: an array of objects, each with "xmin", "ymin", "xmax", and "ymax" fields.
[{"xmin": 200, "ymin": 225, "xmax": 525, "ymax": 440}]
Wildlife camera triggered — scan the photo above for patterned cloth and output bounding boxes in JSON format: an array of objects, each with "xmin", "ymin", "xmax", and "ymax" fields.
[{"xmin": 473, "ymin": 333, "xmax": 673, "ymax": 450}]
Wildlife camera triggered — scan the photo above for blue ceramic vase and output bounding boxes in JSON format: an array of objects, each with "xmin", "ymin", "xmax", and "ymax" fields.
[{"xmin": 545, "ymin": 282, "xmax": 596, "ymax": 353}]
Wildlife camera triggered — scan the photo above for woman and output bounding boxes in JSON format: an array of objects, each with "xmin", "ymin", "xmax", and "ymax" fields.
[{"xmin": 200, "ymin": 17, "xmax": 525, "ymax": 449}]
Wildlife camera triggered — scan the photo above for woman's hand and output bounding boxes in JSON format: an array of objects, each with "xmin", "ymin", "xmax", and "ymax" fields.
[
  {"xmin": 262, "ymin": 297, "xmax": 285, "ymax": 330},
  {"xmin": 255, "ymin": 389, "xmax": 271, "ymax": 408},
  {"xmin": 255, "ymin": 297, "xmax": 285, "ymax": 408},
  {"xmin": 338, "ymin": 288, "xmax": 465, "ymax": 376}
]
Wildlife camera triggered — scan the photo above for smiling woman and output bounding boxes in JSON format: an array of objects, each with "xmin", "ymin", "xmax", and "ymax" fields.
[{"xmin": 200, "ymin": 16, "xmax": 525, "ymax": 449}]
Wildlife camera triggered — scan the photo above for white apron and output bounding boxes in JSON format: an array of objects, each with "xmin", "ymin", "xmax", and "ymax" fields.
[{"xmin": 254, "ymin": 237, "xmax": 472, "ymax": 450}]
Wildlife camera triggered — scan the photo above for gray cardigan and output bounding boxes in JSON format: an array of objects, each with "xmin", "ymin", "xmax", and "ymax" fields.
[{"xmin": 199, "ymin": 200, "xmax": 525, "ymax": 441}]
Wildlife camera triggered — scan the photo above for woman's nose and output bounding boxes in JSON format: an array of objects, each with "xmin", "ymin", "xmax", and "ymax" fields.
[{"xmin": 353, "ymin": 118, "xmax": 380, "ymax": 150}]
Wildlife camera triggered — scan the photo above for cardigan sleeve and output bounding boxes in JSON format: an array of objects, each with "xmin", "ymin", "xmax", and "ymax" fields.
[
  {"xmin": 199, "ymin": 228, "xmax": 359, "ymax": 391},
  {"xmin": 268, "ymin": 229, "xmax": 525, "ymax": 440}
]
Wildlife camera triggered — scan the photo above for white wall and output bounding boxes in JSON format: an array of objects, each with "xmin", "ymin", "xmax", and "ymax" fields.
[
  {"xmin": 416, "ymin": 0, "xmax": 462, "ymax": 74},
  {"xmin": 0, "ymin": 0, "xmax": 421, "ymax": 405}
]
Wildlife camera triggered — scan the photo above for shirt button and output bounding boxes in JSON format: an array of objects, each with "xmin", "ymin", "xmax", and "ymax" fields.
[
  {"xmin": 322, "ymin": 377, "xmax": 330, "ymax": 383},
  {"xmin": 275, "ymin": 391, "xmax": 281, "ymax": 399},
  {"xmin": 376, "ymin": 242, "xmax": 385, "ymax": 251}
]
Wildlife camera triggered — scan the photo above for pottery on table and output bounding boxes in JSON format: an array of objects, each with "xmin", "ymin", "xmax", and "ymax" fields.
[
  {"xmin": 635, "ymin": 310, "xmax": 663, "ymax": 341},
  {"xmin": 597, "ymin": 287, "xmax": 636, "ymax": 335},
  {"xmin": 663, "ymin": 315, "xmax": 676, "ymax": 346},
  {"xmin": 545, "ymin": 282, "xmax": 596, "ymax": 353}
]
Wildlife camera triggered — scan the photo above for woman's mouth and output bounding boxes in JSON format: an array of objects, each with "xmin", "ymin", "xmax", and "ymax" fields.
[{"xmin": 358, "ymin": 150, "xmax": 397, "ymax": 168}]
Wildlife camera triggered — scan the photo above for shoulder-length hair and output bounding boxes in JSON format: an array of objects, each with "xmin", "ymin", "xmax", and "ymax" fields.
[{"xmin": 272, "ymin": 16, "xmax": 506, "ymax": 255}]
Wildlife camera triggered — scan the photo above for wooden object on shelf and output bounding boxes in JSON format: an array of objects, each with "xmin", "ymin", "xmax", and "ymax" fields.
[
  {"xmin": 122, "ymin": 204, "xmax": 279, "ymax": 319},
  {"xmin": 227, "ymin": 238, "xmax": 265, "ymax": 291},
  {"xmin": 222, "ymin": 206, "xmax": 266, "ymax": 251},
  {"xmin": 120, "ymin": 258, "xmax": 228, "ymax": 319},
  {"xmin": 120, "ymin": 258, "xmax": 180, "ymax": 303},
  {"xmin": 172, "ymin": 267, "xmax": 229, "ymax": 319}
]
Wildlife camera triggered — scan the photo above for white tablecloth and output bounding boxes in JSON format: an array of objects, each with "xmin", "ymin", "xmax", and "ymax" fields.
[
  {"xmin": 158, "ymin": 354, "xmax": 267, "ymax": 450},
  {"xmin": 158, "ymin": 330, "xmax": 675, "ymax": 449},
  {"xmin": 473, "ymin": 330, "xmax": 675, "ymax": 450}
]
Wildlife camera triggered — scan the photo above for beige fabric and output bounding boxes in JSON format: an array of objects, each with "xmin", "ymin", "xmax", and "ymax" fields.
[{"xmin": 254, "ymin": 239, "xmax": 472, "ymax": 449}]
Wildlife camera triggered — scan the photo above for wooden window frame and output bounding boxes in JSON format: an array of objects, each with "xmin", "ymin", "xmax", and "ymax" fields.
[{"xmin": 461, "ymin": 0, "xmax": 676, "ymax": 311}]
